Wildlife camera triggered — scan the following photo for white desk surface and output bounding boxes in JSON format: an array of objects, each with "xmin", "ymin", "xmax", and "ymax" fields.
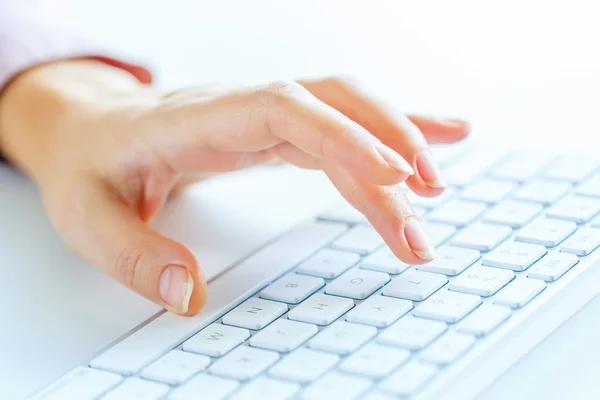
[{"xmin": 3, "ymin": 1, "xmax": 600, "ymax": 398}]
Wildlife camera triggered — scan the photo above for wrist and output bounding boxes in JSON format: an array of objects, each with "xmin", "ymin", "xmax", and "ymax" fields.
[{"xmin": 0, "ymin": 60, "xmax": 155, "ymax": 183}]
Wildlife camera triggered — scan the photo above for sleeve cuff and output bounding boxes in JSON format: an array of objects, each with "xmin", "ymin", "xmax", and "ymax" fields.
[{"xmin": 0, "ymin": 6, "xmax": 153, "ymax": 91}]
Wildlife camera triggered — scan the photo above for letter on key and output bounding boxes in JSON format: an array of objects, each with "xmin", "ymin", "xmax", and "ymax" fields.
[
  {"xmin": 414, "ymin": 290, "xmax": 481, "ymax": 323},
  {"xmin": 377, "ymin": 316, "xmax": 447, "ymax": 350},
  {"xmin": 209, "ymin": 346, "xmax": 280, "ymax": 381},
  {"xmin": 417, "ymin": 246, "xmax": 480, "ymax": 276},
  {"xmin": 260, "ymin": 273, "xmax": 324, "ymax": 304},
  {"xmin": 308, "ymin": 321, "xmax": 377, "ymax": 355},
  {"xmin": 482, "ymin": 241, "xmax": 547, "ymax": 271},
  {"xmin": 527, "ymin": 252, "xmax": 579, "ymax": 281},
  {"xmin": 222, "ymin": 298, "xmax": 287, "ymax": 330},
  {"xmin": 325, "ymin": 268, "xmax": 390, "ymax": 300},
  {"xmin": 249, "ymin": 319, "xmax": 318, "ymax": 352},
  {"xmin": 560, "ymin": 228, "xmax": 600, "ymax": 256},
  {"xmin": 287, "ymin": 293, "xmax": 354, "ymax": 325},
  {"xmin": 383, "ymin": 269, "xmax": 447, "ymax": 301},
  {"xmin": 345, "ymin": 295, "xmax": 413, "ymax": 328},
  {"xmin": 183, "ymin": 323, "xmax": 250, "ymax": 357},
  {"xmin": 449, "ymin": 265, "xmax": 514, "ymax": 296}
]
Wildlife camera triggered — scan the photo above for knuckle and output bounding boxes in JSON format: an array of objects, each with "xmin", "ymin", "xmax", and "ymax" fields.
[
  {"xmin": 259, "ymin": 80, "xmax": 306, "ymax": 106},
  {"xmin": 114, "ymin": 243, "xmax": 146, "ymax": 289}
]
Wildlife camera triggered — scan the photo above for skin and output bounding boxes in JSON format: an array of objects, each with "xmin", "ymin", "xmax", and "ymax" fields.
[{"xmin": 0, "ymin": 60, "xmax": 469, "ymax": 316}]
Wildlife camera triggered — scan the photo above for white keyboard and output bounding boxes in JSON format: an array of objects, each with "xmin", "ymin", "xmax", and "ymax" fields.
[{"xmin": 32, "ymin": 148, "xmax": 600, "ymax": 400}]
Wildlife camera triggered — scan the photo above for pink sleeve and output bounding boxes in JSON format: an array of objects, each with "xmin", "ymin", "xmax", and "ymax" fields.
[{"xmin": 0, "ymin": 2, "xmax": 152, "ymax": 91}]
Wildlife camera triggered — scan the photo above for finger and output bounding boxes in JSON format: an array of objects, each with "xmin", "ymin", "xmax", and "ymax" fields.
[
  {"xmin": 323, "ymin": 163, "xmax": 436, "ymax": 264},
  {"xmin": 299, "ymin": 76, "xmax": 453, "ymax": 196},
  {"xmin": 58, "ymin": 182, "xmax": 207, "ymax": 316},
  {"xmin": 150, "ymin": 81, "xmax": 414, "ymax": 186},
  {"xmin": 407, "ymin": 114, "xmax": 470, "ymax": 143}
]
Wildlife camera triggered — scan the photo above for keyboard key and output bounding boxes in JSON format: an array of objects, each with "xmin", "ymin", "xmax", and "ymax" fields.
[
  {"xmin": 458, "ymin": 304, "xmax": 512, "ymax": 336},
  {"xmin": 377, "ymin": 316, "xmax": 447, "ymax": 350},
  {"xmin": 427, "ymin": 200, "xmax": 488, "ymax": 227},
  {"xmin": 308, "ymin": 321, "xmax": 377, "ymax": 355},
  {"xmin": 449, "ymin": 222, "xmax": 512, "ymax": 251},
  {"xmin": 406, "ymin": 187, "xmax": 456, "ymax": 209},
  {"xmin": 34, "ymin": 367, "xmax": 122, "ymax": 400},
  {"xmin": 483, "ymin": 200, "xmax": 543, "ymax": 228},
  {"xmin": 543, "ymin": 154, "xmax": 599, "ymax": 182},
  {"xmin": 339, "ymin": 343, "xmax": 411, "ymax": 378},
  {"xmin": 443, "ymin": 151, "xmax": 504, "ymax": 186},
  {"xmin": 170, "ymin": 374, "xmax": 239, "ymax": 400},
  {"xmin": 489, "ymin": 152, "xmax": 553, "ymax": 182},
  {"xmin": 493, "ymin": 278, "xmax": 546, "ymax": 308},
  {"xmin": 575, "ymin": 173, "xmax": 600, "ymax": 198},
  {"xmin": 419, "ymin": 332, "xmax": 476, "ymax": 365},
  {"xmin": 363, "ymin": 391, "xmax": 398, "ymax": 400},
  {"xmin": 140, "ymin": 350, "xmax": 210, "ymax": 385},
  {"xmin": 230, "ymin": 377, "xmax": 301, "ymax": 400},
  {"xmin": 561, "ymin": 228, "xmax": 600, "ymax": 256},
  {"xmin": 101, "ymin": 378, "xmax": 168, "ymax": 400},
  {"xmin": 482, "ymin": 241, "xmax": 547, "ymax": 271},
  {"xmin": 527, "ymin": 252, "xmax": 579, "ymax": 281},
  {"xmin": 296, "ymin": 249, "xmax": 359, "ymax": 279},
  {"xmin": 89, "ymin": 221, "xmax": 346, "ymax": 376},
  {"xmin": 260, "ymin": 273, "xmax": 324, "ymax": 304},
  {"xmin": 331, "ymin": 226, "xmax": 384, "ymax": 254},
  {"xmin": 210, "ymin": 346, "xmax": 279, "ymax": 381},
  {"xmin": 515, "ymin": 218, "xmax": 577, "ymax": 247},
  {"xmin": 325, "ymin": 268, "xmax": 390, "ymax": 300},
  {"xmin": 422, "ymin": 222, "xmax": 457, "ymax": 246},
  {"xmin": 416, "ymin": 245, "xmax": 480, "ymax": 275},
  {"xmin": 183, "ymin": 323, "xmax": 249, "ymax": 357},
  {"xmin": 514, "ymin": 180, "xmax": 572, "ymax": 205},
  {"xmin": 300, "ymin": 371, "xmax": 372, "ymax": 400},
  {"xmin": 269, "ymin": 348, "xmax": 340, "ymax": 383},
  {"xmin": 360, "ymin": 246, "xmax": 409, "ymax": 274},
  {"xmin": 287, "ymin": 293, "xmax": 354, "ymax": 325},
  {"xmin": 591, "ymin": 215, "xmax": 600, "ymax": 228},
  {"xmin": 414, "ymin": 290, "xmax": 481, "ymax": 323},
  {"xmin": 547, "ymin": 196, "xmax": 600, "ymax": 223},
  {"xmin": 378, "ymin": 361, "xmax": 438, "ymax": 396},
  {"xmin": 382, "ymin": 269, "xmax": 447, "ymax": 301},
  {"xmin": 449, "ymin": 265, "xmax": 514, "ymax": 296},
  {"xmin": 345, "ymin": 295, "xmax": 413, "ymax": 327},
  {"xmin": 318, "ymin": 201, "xmax": 365, "ymax": 224},
  {"xmin": 250, "ymin": 319, "xmax": 318, "ymax": 352},
  {"xmin": 222, "ymin": 298, "xmax": 287, "ymax": 330},
  {"xmin": 459, "ymin": 179, "xmax": 516, "ymax": 204}
]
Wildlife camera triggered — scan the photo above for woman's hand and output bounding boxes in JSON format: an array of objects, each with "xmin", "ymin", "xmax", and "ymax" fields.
[{"xmin": 0, "ymin": 60, "xmax": 469, "ymax": 315}]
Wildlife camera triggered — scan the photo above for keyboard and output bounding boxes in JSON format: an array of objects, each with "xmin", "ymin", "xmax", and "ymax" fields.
[{"xmin": 33, "ymin": 147, "xmax": 600, "ymax": 400}]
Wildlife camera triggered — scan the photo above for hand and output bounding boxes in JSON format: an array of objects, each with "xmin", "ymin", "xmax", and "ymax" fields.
[{"xmin": 0, "ymin": 60, "xmax": 469, "ymax": 315}]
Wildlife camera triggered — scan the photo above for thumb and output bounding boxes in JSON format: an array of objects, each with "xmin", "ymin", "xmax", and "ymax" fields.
[{"xmin": 59, "ymin": 182, "xmax": 207, "ymax": 316}]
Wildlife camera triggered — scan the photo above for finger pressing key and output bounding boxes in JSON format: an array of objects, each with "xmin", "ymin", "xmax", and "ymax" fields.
[{"xmin": 324, "ymin": 164, "xmax": 436, "ymax": 264}]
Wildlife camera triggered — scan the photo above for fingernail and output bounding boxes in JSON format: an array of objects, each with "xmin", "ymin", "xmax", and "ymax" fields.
[
  {"xmin": 404, "ymin": 218, "xmax": 436, "ymax": 260},
  {"xmin": 416, "ymin": 150, "xmax": 446, "ymax": 188},
  {"xmin": 375, "ymin": 143, "xmax": 414, "ymax": 175},
  {"xmin": 160, "ymin": 265, "xmax": 194, "ymax": 314},
  {"xmin": 441, "ymin": 118, "xmax": 469, "ymax": 129}
]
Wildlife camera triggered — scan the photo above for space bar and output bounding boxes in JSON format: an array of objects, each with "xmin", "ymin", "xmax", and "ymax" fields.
[{"xmin": 90, "ymin": 221, "xmax": 346, "ymax": 375}]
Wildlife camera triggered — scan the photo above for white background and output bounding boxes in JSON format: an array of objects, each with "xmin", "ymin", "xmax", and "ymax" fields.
[{"xmin": 4, "ymin": 1, "xmax": 600, "ymax": 398}]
